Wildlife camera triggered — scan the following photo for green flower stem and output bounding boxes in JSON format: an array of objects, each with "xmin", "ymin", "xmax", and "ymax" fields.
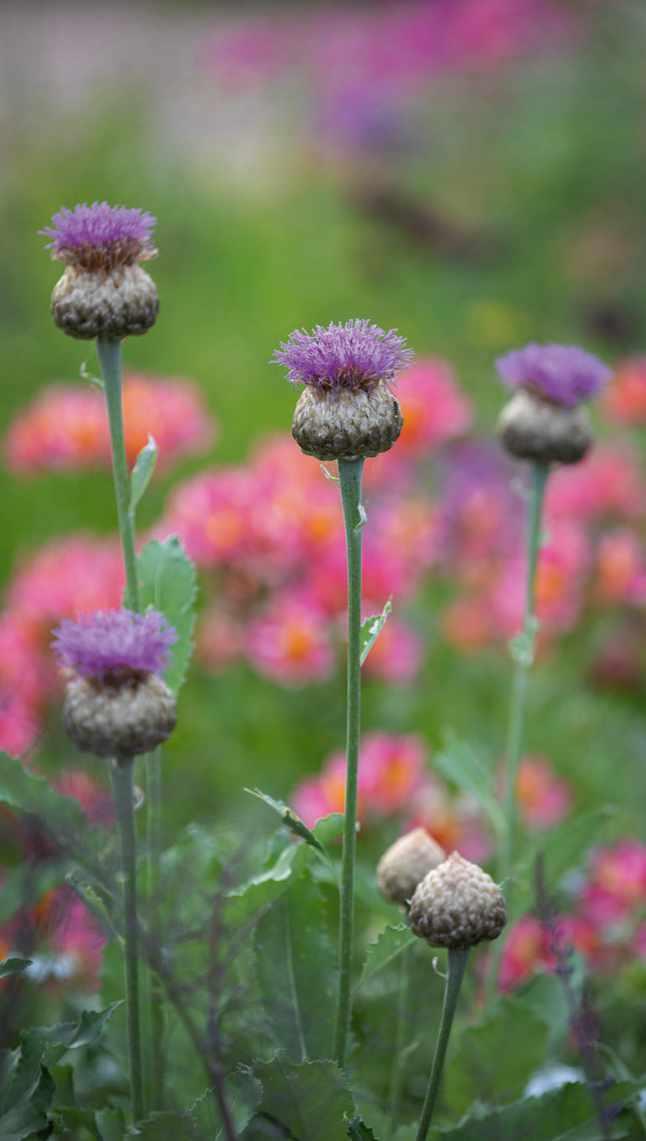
[
  {"xmin": 388, "ymin": 944, "xmax": 412, "ymax": 1138},
  {"xmin": 111, "ymin": 759, "xmax": 145, "ymax": 1124},
  {"xmin": 489, "ymin": 461, "xmax": 549, "ymax": 998},
  {"xmin": 500, "ymin": 461, "xmax": 550, "ymax": 898},
  {"xmin": 96, "ymin": 338, "xmax": 139, "ymax": 611},
  {"xmin": 146, "ymin": 748, "xmax": 165, "ymax": 1108},
  {"xmin": 416, "ymin": 948, "xmax": 469, "ymax": 1141},
  {"xmin": 334, "ymin": 457, "xmax": 365, "ymax": 1068}
]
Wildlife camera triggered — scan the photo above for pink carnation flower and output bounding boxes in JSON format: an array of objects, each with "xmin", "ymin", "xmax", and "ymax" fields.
[
  {"xmin": 4, "ymin": 375, "xmax": 214, "ymax": 476},
  {"xmin": 580, "ymin": 841, "xmax": 646, "ymax": 927},
  {"xmin": 603, "ymin": 358, "xmax": 646, "ymax": 425},
  {"xmin": 245, "ymin": 593, "xmax": 334, "ymax": 685},
  {"xmin": 516, "ymin": 755, "xmax": 572, "ymax": 830},
  {"xmin": 546, "ymin": 446, "xmax": 643, "ymax": 523},
  {"xmin": 395, "ymin": 358, "xmax": 472, "ymax": 456}
]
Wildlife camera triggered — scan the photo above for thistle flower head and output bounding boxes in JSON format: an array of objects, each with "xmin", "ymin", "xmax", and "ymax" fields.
[
  {"xmin": 53, "ymin": 609, "xmax": 176, "ymax": 681},
  {"xmin": 496, "ymin": 343, "xmax": 611, "ymax": 409},
  {"xmin": 41, "ymin": 202, "xmax": 157, "ymax": 271},
  {"xmin": 273, "ymin": 319, "xmax": 413, "ymax": 391}
]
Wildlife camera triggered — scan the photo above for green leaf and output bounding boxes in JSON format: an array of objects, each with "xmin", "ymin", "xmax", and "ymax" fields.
[
  {"xmin": 433, "ymin": 734, "xmax": 503, "ymax": 836},
  {"xmin": 357, "ymin": 925, "xmax": 416, "ymax": 995},
  {"xmin": 437, "ymin": 1082, "xmax": 633, "ymax": 1140},
  {"xmin": 129, "ymin": 435, "xmax": 158, "ymax": 516},
  {"xmin": 254, "ymin": 1059, "xmax": 355, "ymax": 1141},
  {"xmin": 25, "ymin": 1001, "xmax": 123, "ymax": 1057},
  {"xmin": 313, "ymin": 813, "xmax": 344, "ymax": 849},
  {"xmin": 136, "ymin": 537, "xmax": 197, "ymax": 693},
  {"xmin": 255, "ymin": 871, "xmax": 337, "ymax": 1061},
  {"xmin": 346, "ymin": 1117, "xmax": 380, "ymax": 1138},
  {"xmin": 360, "ymin": 599, "xmax": 392, "ymax": 666},
  {"xmin": 245, "ymin": 787, "xmax": 325, "ymax": 851},
  {"xmin": 215, "ymin": 1066, "xmax": 263, "ymax": 1140},
  {"xmin": 0, "ymin": 1035, "xmax": 55, "ymax": 1141},
  {"xmin": 96, "ymin": 1108, "xmax": 128, "ymax": 1141},
  {"xmin": 226, "ymin": 842, "xmax": 309, "ymax": 924},
  {"xmin": 0, "ymin": 958, "xmax": 32, "ymax": 979},
  {"xmin": 0, "ymin": 752, "xmax": 89, "ymax": 841},
  {"xmin": 129, "ymin": 1111, "xmax": 200, "ymax": 1139},
  {"xmin": 0, "ymin": 862, "xmax": 68, "ymax": 924},
  {"xmin": 443, "ymin": 995, "xmax": 549, "ymax": 1115}
]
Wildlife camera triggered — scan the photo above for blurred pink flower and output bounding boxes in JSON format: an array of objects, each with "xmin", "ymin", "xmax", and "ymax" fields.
[
  {"xmin": 197, "ymin": 606, "xmax": 245, "ymax": 672},
  {"xmin": 547, "ymin": 446, "xmax": 643, "ymax": 523},
  {"xmin": 603, "ymin": 358, "xmax": 646, "ymax": 425},
  {"xmin": 50, "ymin": 890, "xmax": 106, "ymax": 988},
  {"xmin": 4, "ymin": 375, "xmax": 214, "ymax": 475},
  {"xmin": 395, "ymin": 358, "xmax": 472, "ymax": 456},
  {"xmin": 363, "ymin": 616, "xmax": 424, "ymax": 684},
  {"xmin": 7, "ymin": 536, "xmax": 122, "ymax": 637},
  {"xmin": 0, "ymin": 693, "xmax": 40, "ymax": 758},
  {"xmin": 56, "ymin": 770, "xmax": 113, "ymax": 826},
  {"xmin": 594, "ymin": 529, "xmax": 644, "ymax": 605},
  {"xmin": 500, "ymin": 915, "xmax": 550, "ymax": 991},
  {"xmin": 516, "ymin": 755, "xmax": 572, "ymax": 830},
  {"xmin": 246, "ymin": 593, "xmax": 334, "ymax": 685},
  {"xmin": 408, "ymin": 778, "xmax": 491, "ymax": 861},
  {"xmin": 580, "ymin": 841, "xmax": 646, "ymax": 927},
  {"xmin": 161, "ymin": 467, "xmax": 255, "ymax": 568}
]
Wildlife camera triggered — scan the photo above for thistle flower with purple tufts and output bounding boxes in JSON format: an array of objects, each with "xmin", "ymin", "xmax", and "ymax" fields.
[
  {"xmin": 42, "ymin": 202, "xmax": 159, "ymax": 340},
  {"xmin": 273, "ymin": 319, "xmax": 412, "ymax": 460},
  {"xmin": 496, "ymin": 342, "xmax": 610, "ymax": 465},
  {"xmin": 53, "ymin": 608, "xmax": 177, "ymax": 761}
]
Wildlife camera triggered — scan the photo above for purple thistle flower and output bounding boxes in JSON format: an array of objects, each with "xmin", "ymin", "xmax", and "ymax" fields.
[
  {"xmin": 53, "ymin": 609, "xmax": 176, "ymax": 680},
  {"xmin": 273, "ymin": 319, "xmax": 413, "ymax": 390},
  {"xmin": 496, "ymin": 343, "xmax": 611, "ymax": 409},
  {"xmin": 41, "ymin": 202, "xmax": 156, "ymax": 269}
]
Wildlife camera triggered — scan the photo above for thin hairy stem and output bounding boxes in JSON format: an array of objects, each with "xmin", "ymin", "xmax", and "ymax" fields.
[
  {"xmin": 416, "ymin": 948, "xmax": 469, "ymax": 1141},
  {"xmin": 334, "ymin": 457, "xmax": 365, "ymax": 1068},
  {"xmin": 96, "ymin": 338, "xmax": 139, "ymax": 611},
  {"xmin": 111, "ymin": 760, "xmax": 145, "ymax": 1124},
  {"xmin": 489, "ymin": 461, "xmax": 549, "ymax": 996},
  {"xmin": 146, "ymin": 748, "xmax": 165, "ymax": 1108}
]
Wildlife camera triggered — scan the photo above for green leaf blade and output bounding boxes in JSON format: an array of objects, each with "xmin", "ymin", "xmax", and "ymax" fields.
[{"xmin": 136, "ymin": 537, "xmax": 197, "ymax": 693}]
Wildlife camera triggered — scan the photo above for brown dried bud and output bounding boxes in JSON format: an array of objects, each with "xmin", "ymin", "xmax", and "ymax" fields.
[
  {"xmin": 498, "ymin": 389, "xmax": 592, "ymax": 465},
  {"xmin": 291, "ymin": 380, "xmax": 403, "ymax": 461},
  {"xmin": 409, "ymin": 851, "xmax": 506, "ymax": 950},
  {"xmin": 63, "ymin": 672, "xmax": 176, "ymax": 760},
  {"xmin": 377, "ymin": 828, "xmax": 446, "ymax": 908},
  {"xmin": 51, "ymin": 264, "xmax": 159, "ymax": 340}
]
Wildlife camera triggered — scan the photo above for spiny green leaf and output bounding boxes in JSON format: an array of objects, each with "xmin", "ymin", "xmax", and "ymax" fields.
[
  {"xmin": 129, "ymin": 434, "xmax": 158, "ymax": 516},
  {"xmin": 0, "ymin": 958, "xmax": 32, "ymax": 979},
  {"xmin": 136, "ymin": 536, "xmax": 197, "ymax": 693},
  {"xmin": 255, "ymin": 871, "xmax": 336, "ymax": 1061},
  {"xmin": 215, "ymin": 1066, "xmax": 263, "ymax": 1140},
  {"xmin": 128, "ymin": 1111, "xmax": 200, "ymax": 1139},
  {"xmin": 436, "ymin": 1081, "xmax": 635, "ymax": 1140},
  {"xmin": 254, "ymin": 1059, "xmax": 355, "ymax": 1141},
  {"xmin": 96, "ymin": 1108, "xmax": 127, "ymax": 1141},
  {"xmin": 0, "ymin": 752, "xmax": 89, "ymax": 842},
  {"xmin": 227, "ymin": 842, "xmax": 309, "ymax": 924},
  {"xmin": 360, "ymin": 599, "xmax": 392, "ymax": 666},
  {"xmin": 25, "ymin": 1001, "xmax": 123, "ymax": 1056},
  {"xmin": 245, "ymin": 786, "xmax": 324, "ymax": 851},
  {"xmin": 357, "ymin": 925, "xmax": 416, "ymax": 995},
  {"xmin": 346, "ymin": 1116, "xmax": 380, "ymax": 1138}
]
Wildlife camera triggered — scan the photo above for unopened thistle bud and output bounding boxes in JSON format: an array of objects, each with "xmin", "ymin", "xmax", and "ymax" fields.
[
  {"xmin": 41, "ymin": 202, "xmax": 159, "ymax": 340},
  {"xmin": 409, "ymin": 851, "xmax": 506, "ymax": 950},
  {"xmin": 496, "ymin": 343, "xmax": 611, "ymax": 465},
  {"xmin": 377, "ymin": 828, "xmax": 446, "ymax": 908},
  {"xmin": 273, "ymin": 319, "xmax": 413, "ymax": 461},
  {"xmin": 53, "ymin": 609, "xmax": 177, "ymax": 761}
]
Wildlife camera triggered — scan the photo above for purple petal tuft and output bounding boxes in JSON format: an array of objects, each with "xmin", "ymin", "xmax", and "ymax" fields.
[
  {"xmin": 53, "ymin": 609, "xmax": 176, "ymax": 680},
  {"xmin": 273, "ymin": 318, "xmax": 413, "ymax": 389},
  {"xmin": 496, "ymin": 343, "xmax": 611, "ymax": 408},
  {"xmin": 41, "ymin": 202, "xmax": 156, "ymax": 262}
]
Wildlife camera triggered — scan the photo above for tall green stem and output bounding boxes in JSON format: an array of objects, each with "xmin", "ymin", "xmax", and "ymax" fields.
[
  {"xmin": 416, "ymin": 949, "xmax": 469, "ymax": 1141},
  {"xmin": 334, "ymin": 458, "xmax": 364, "ymax": 1068},
  {"xmin": 489, "ymin": 461, "xmax": 549, "ymax": 997},
  {"xmin": 111, "ymin": 760, "xmax": 145, "ymax": 1124},
  {"xmin": 388, "ymin": 945, "xmax": 412, "ymax": 1137},
  {"xmin": 146, "ymin": 748, "xmax": 165, "ymax": 1107},
  {"xmin": 500, "ymin": 461, "xmax": 549, "ymax": 897},
  {"xmin": 96, "ymin": 338, "xmax": 139, "ymax": 611}
]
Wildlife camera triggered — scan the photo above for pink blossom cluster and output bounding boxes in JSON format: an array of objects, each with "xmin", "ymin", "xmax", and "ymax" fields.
[
  {"xmin": 0, "ymin": 882, "xmax": 106, "ymax": 990},
  {"xmin": 0, "ymin": 536, "xmax": 122, "ymax": 756},
  {"xmin": 4, "ymin": 373, "xmax": 215, "ymax": 475},
  {"xmin": 501, "ymin": 840, "xmax": 646, "ymax": 990},
  {"xmin": 292, "ymin": 741, "xmax": 572, "ymax": 862}
]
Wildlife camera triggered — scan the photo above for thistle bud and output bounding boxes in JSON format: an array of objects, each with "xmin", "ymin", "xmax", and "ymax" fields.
[
  {"xmin": 377, "ymin": 828, "xmax": 446, "ymax": 908},
  {"xmin": 53, "ymin": 609, "xmax": 177, "ymax": 761},
  {"xmin": 273, "ymin": 319, "xmax": 412, "ymax": 461},
  {"xmin": 41, "ymin": 203, "xmax": 159, "ymax": 341},
  {"xmin": 409, "ymin": 851, "xmax": 506, "ymax": 950},
  {"xmin": 495, "ymin": 343, "xmax": 611, "ymax": 466}
]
